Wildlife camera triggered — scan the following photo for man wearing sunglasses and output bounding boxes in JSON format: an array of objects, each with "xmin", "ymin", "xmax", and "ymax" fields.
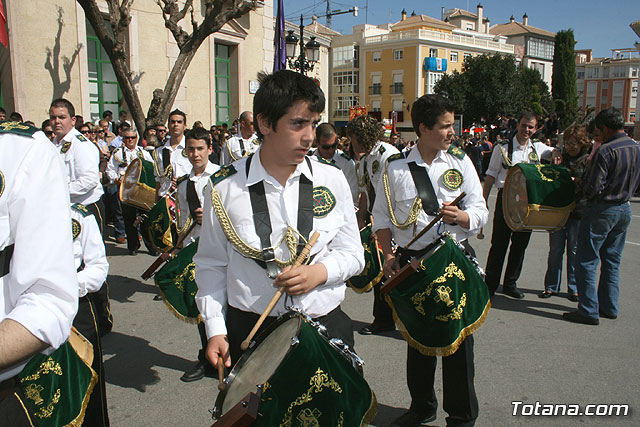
[{"xmin": 311, "ymin": 123, "xmax": 358, "ymax": 205}]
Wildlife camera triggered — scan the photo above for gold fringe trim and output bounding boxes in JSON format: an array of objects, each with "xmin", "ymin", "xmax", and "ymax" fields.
[
  {"xmin": 360, "ymin": 389, "xmax": 378, "ymax": 426},
  {"xmin": 154, "ymin": 280, "xmax": 202, "ymax": 324},
  {"xmin": 348, "ymin": 270, "xmax": 383, "ymax": 294},
  {"xmin": 385, "ymin": 294, "xmax": 491, "ymax": 357},
  {"xmin": 66, "ymin": 350, "xmax": 99, "ymax": 426}
]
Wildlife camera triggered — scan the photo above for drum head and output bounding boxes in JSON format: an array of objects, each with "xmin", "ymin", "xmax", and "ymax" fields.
[
  {"xmin": 503, "ymin": 167, "xmax": 528, "ymax": 231},
  {"xmin": 215, "ymin": 314, "xmax": 301, "ymax": 418},
  {"xmin": 119, "ymin": 158, "xmax": 142, "ymax": 202}
]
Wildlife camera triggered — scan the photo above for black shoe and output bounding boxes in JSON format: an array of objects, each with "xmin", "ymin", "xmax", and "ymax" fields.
[
  {"xmin": 390, "ymin": 410, "xmax": 436, "ymax": 427},
  {"xmin": 599, "ymin": 311, "xmax": 617, "ymax": 319},
  {"xmin": 148, "ymin": 248, "xmax": 159, "ymax": 257},
  {"xmin": 562, "ymin": 310, "xmax": 599, "ymax": 325},
  {"xmin": 180, "ymin": 362, "xmax": 206, "ymax": 382},
  {"xmin": 153, "ymin": 294, "xmax": 163, "ymax": 301},
  {"xmin": 568, "ymin": 294, "xmax": 579, "ymax": 302},
  {"xmin": 502, "ymin": 286, "xmax": 525, "ymax": 299},
  {"xmin": 538, "ymin": 290, "xmax": 557, "ymax": 299},
  {"xmin": 357, "ymin": 323, "xmax": 395, "ymax": 335},
  {"xmin": 128, "ymin": 249, "xmax": 138, "ymax": 256}
]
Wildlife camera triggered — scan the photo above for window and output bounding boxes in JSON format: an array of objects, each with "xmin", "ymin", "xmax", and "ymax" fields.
[
  {"xmin": 370, "ymin": 74, "xmax": 381, "ymax": 95},
  {"xmin": 577, "ymin": 70, "xmax": 585, "ymax": 80},
  {"xmin": 586, "ymin": 67, "xmax": 600, "ymax": 79},
  {"xmin": 429, "ymin": 48, "xmax": 438, "ymax": 58},
  {"xmin": 425, "ymin": 71, "xmax": 444, "ymax": 94},
  {"xmin": 602, "ymin": 67, "xmax": 609, "ymax": 78},
  {"xmin": 531, "ymin": 62, "xmax": 545, "ymax": 79},
  {"xmin": 585, "ymin": 81, "xmax": 597, "ymax": 107},
  {"xmin": 390, "ymin": 73, "xmax": 403, "ymax": 94},
  {"xmin": 371, "ymin": 100, "xmax": 381, "ymax": 112},
  {"xmin": 601, "ymin": 81, "xmax": 609, "ymax": 89},
  {"xmin": 332, "ymin": 71, "xmax": 359, "ymax": 94},
  {"xmin": 612, "ymin": 66, "xmax": 626, "ymax": 78},
  {"xmin": 333, "ymin": 45, "xmax": 358, "ymax": 68},
  {"xmin": 450, "ymin": 51, "xmax": 458, "ymax": 63},
  {"xmin": 612, "ymin": 81, "xmax": 624, "ymax": 108},
  {"xmin": 466, "ymin": 23, "xmax": 474, "ymax": 31},
  {"xmin": 215, "ymin": 44, "xmax": 231, "ymax": 125},
  {"xmin": 527, "ymin": 37, "xmax": 554, "ymax": 60},
  {"xmin": 463, "ymin": 53, "xmax": 472, "ymax": 61},
  {"xmin": 393, "ymin": 49, "xmax": 404, "ymax": 60},
  {"xmin": 631, "ymin": 67, "xmax": 638, "ymax": 78},
  {"xmin": 372, "ymin": 51, "xmax": 381, "ymax": 62},
  {"xmin": 86, "ymin": 19, "xmax": 121, "ymax": 122},
  {"xmin": 333, "ymin": 96, "xmax": 359, "ymax": 118}
]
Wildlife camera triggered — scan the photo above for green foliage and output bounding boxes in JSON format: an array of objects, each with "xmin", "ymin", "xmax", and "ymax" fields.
[
  {"xmin": 552, "ymin": 29, "xmax": 578, "ymax": 129},
  {"xmin": 433, "ymin": 53, "xmax": 553, "ymax": 128}
]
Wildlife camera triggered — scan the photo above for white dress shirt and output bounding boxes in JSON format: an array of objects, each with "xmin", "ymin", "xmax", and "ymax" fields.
[
  {"xmin": 311, "ymin": 149, "xmax": 359, "ymax": 205},
  {"xmin": 0, "ymin": 130, "xmax": 79, "ymax": 381},
  {"xmin": 221, "ymin": 133, "xmax": 259, "ymax": 165},
  {"xmin": 175, "ymin": 161, "xmax": 220, "ymax": 244},
  {"xmin": 194, "ymin": 148, "xmax": 364, "ymax": 338},
  {"xmin": 71, "ymin": 205, "xmax": 109, "ymax": 298},
  {"xmin": 356, "ymin": 141, "xmax": 400, "ymax": 212},
  {"xmin": 153, "ymin": 136, "xmax": 192, "ymax": 195},
  {"xmin": 106, "ymin": 145, "xmax": 153, "ymax": 184},
  {"xmin": 485, "ymin": 135, "xmax": 554, "ymax": 189},
  {"xmin": 53, "ymin": 127, "xmax": 104, "ymax": 205},
  {"xmin": 372, "ymin": 145, "xmax": 488, "ymax": 249}
]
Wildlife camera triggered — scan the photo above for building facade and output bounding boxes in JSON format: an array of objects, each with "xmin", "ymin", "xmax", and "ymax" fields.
[
  {"xmin": 0, "ymin": 0, "xmax": 276, "ymax": 127},
  {"xmin": 576, "ymin": 48, "xmax": 639, "ymax": 126}
]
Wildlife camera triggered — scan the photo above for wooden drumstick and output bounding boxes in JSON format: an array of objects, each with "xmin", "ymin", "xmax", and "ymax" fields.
[
  {"xmin": 240, "ymin": 231, "xmax": 320, "ymax": 351},
  {"xmin": 370, "ymin": 215, "xmax": 383, "ymax": 269},
  {"xmin": 217, "ymin": 356, "xmax": 225, "ymax": 391},
  {"xmin": 403, "ymin": 192, "xmax": 466, "ymax": 251}
]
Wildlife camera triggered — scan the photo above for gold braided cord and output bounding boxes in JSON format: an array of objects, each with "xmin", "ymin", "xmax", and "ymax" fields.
[
  {"xmin": 174, "ymin": 191, "xmax": 194, "ymax": 236},
  {"xmin": 382, "ymin": 168, "xmax": 422, "ymax": 230},
  {"xmin": 355, "ymin": 161, "xmax": 368, "ymax": 187},
  {"xmin": 209, "ymin": 186, "xmax": 304, "ymax": 268},
  {"xmin": 498, "ymin": 145, "xmax": 513, "ymax": 168}
]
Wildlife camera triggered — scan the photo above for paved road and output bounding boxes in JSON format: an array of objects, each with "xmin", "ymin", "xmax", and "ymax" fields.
[{"xmin": 103, "ymin": 196, "xmax": 640, "ymax": 426}]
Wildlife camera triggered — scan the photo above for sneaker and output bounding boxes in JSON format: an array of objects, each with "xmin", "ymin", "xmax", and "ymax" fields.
[
  {"xmin": 116, "ymin": 237, "xmax": 126, "ymax": 244},
  {"xmin": 390, "ymin": 410, "xmax": 437, "ymax": 426}
]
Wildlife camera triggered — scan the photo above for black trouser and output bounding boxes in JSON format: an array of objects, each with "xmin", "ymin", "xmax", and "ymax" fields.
[
  {"xmin": 399, "ymin": 240, "xmax": 478, "ymax": 426},
  {"xmin": 85, "ymin": 198, "xmax": 106, "ymax": 238},
  {"xmin": 0, "ymin": 379, "xmax": 34, "ymax": 427},
  {"xmin": 197, "ymin": 323, "xmax": 213, "ymax": 370},
  {"xmin": 122, "ymin": 204, "xmax": 141, "ymax": 252},
  {"xmin": 225, "ymin": 305, "xmax": 354, "ymax": 365},
  {"xmin": 73, "ymin": 295, "xmax": 110, "ymax": 426},
  {"xmin": 371, "ymin": 280, "xmax": 394, "ymax": 327},
  {"xmin": 484, "ymin": 189, "xmax": 532, "ymax": 295}
]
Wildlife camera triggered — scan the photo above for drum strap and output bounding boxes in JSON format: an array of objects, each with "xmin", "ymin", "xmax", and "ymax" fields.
[
  {"xmin": 408, "ymin": 162, "xmax": 440, "ymax": 216},
  {"xmin": 239, "ymin": 138, "xmax": 246, "ymax": 156},
  {"xmin": 162, "ymin": 147, "xmax": 171, "ymax": 170},
  {"xmin": 246, "ymin": 155, "xmax": 314, "ymax": 278},
  {"xmin": 186, "ymin": 179, "xmax": 201, "ymax": 218},
  {"xmin": 507, "ymin": 138, "xmax": 541, "ymax": 166},
  {"xmin": 363, "ymin": 158, "xmax": 376, "ymax": 212},
  {"xmin": 0, "ymin": 244, "xmax": 14, "ymax": 278}
]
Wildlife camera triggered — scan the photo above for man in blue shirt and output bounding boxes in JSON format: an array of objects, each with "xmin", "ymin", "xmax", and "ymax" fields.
[{"xmin": 563, "ymin": 108, "xmax": 640, "ymax": 325}]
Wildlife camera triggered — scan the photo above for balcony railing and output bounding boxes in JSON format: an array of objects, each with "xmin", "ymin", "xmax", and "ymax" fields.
[
  {"xmin": 389, "ymin": 83, "xmax": 404, "ymax": 94},
  {"xmin": 369, "ymin": 84, "xmax": 382, "ymax": 95}
]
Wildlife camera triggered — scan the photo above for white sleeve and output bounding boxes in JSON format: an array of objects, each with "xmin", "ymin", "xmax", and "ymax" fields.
[
  {"xmin": 485, "ymin": 145, "xmax": 503, "ymax": 179},
  {"xmin": 372, "ymin": 164, "xmax": 393, "ymax": 233},
  {"xmin": 7, "ymin": 138, "xmax": 79, "ymax": 350},
  {"xmin": 459, "ymin": 157, "xmax": 489, "ymax": 233},
  {"xmin": 341, "ymin": 160, "xmax": 359, "ymax": 205},
  {"xmin": 105, "ymin": 154, "xmax": 119, "ymax": 182},
  {"xmin": 194, "ymin": 184, "xmax": 230, "ymax": 338},
  {"xmin": 69, "ymin": 142, "xmax": 101, "ymax": 198},
  {"xmin": 77, "ymin": 216, "xmax": 109, "ymax": 297}
]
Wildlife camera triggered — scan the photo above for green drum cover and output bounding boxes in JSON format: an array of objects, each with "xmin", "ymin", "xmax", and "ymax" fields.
[
  {"xmin": 257, "ymin": 320, "xmax": 377, "ymax": 427},
  {"xmin": 517, "ymin": 163, "xmax": 575, "ymax": 208},
  {"xmin": 18, "ymin": 342, "xmax": 97, "ymax": 427},
  {"xmin": 386, "ymin": 237, "xmax": 490, "ymax": 357},
  {"xmin": 347, "ymin": 225, "xmax": 383, "ymax": 294},
  {"xmin": 139, "ymin": 158, "xmax": 157, "ymax": 189},
  {"xmin": 155, "ymin": 239, "xmax": 201, "ymax": 323},
  {"xmin": 143, "ymin": 197, "xmax": 174, "ymax": 252}
]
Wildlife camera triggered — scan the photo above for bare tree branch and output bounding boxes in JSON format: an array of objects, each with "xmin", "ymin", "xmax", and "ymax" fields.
[{"xmin": 158, "ymin": 0, "xmax": 193, "ymax": 49}]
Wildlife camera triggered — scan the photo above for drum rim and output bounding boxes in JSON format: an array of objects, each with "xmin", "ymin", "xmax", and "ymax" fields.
[
  {"xmin": 213, "ymin": 312, "xmax": 303, "ymax": 419},
  {"xmin": 118, "ymin": 158, "xmax": 143, "ymax": 202}
]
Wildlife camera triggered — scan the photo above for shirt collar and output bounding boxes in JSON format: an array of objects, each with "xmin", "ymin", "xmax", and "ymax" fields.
[
  {"xmin": 246, "ymin": 146, "xmax": 312, "ymax": 188},
  {"xmin": 190, "ymin": 161, "xmax": 217, "ymax": 180},
  {"xmin": 406, "ymin": 145, "xmax": 445, "ymax": 166},
  {"xmin": 512, "ymin": 134, "xmax": 531, "ymax": 149},
  {"xmin": 164, "ymin": 135, "xmax": 185, "ymax": 149},
  {"xmin": 55, "ymin": 127, "xmax": 80, "ymax": 145}
]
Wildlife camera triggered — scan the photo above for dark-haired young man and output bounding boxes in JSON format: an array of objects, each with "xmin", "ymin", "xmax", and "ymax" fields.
[
  {"xmin": 482, "ymin": 111, "xmax": 560, "ymax": 298},
  {"xmin": 563, "ymin": 108, "xmax": 640, "ymax": 325},
  {"xmin": 373, "ymin": 94, "xmax": 488, "ymax": 427},
  {"xmin": 194, "ymin": 70, "xmax": 364, "ymax": 368},
  {"xmin": 174, "ymin": 127, "xmax": 221, "ymax": 382},
  {"xmin": 153, "ymin": 109, "xmax": 192, "ymax": 197},
  {"xmin": 221, "ymin": 111, "xmax": 259, "ymax": 165},
  {"xmin": 311, "ymin": 122, "xmax": 358, "ymax": 205}
]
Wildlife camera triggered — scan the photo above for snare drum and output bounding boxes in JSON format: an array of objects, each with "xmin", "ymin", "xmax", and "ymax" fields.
[
  {"xmin": 119, "ymin": 158, "xmax": 157, "ymax": 211},
  {"xmin": 214, "ymin": 312, "xmax": 377, "ymax": 427},
  {"xmin": 502, "ymin": 163, "xmax": 576, "ymax": 232},
  {"xmin": 347, "ymin": 225, "xmax": 384, "ymax": 294},
  {"xmin": 384, "ymin": 233, "xmax": 490, "ymax": 357}
]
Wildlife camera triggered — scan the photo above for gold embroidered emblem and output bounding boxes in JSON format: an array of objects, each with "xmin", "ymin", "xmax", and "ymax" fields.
[
  {"xmin": 312, "ymin": 186, "xmax": 336, "ymax": 217},
  {"xmin": 411, "ymin": 262, "xmax": 465, "ymax": 316},
  {"xmin": 536, "ymin": 164, "xmax": 560, "ymax": 182},
  {"xmin": 61, "ymin": 141, "xmax": 72, "ymax": 153},
  {"xmin": 528, "ymin": 151, "xmax": 539, "ymax": 162},
  {"xmin": 34, "ymin": 388, "xmax": 61, "ymax": 419},
  {"xmin": 181, "ymin": 148, "xmax": 188, "ymax": 157},
  {"xmin": 72, "ymin": 219, "xmax": 82, "ymax": 240},
  {"xmin": 434, "ymin": 285, "xmax": 454, "ymax": 307},
  {"xmin": 442, "ymin": 169, "xmax": 464, "ymax": 190},
  {"xmin": 372, "ymin": 160, "xmax": 380, "ymax": 175},
  {"xmin": 173, "ymin": 262, "xmax": 195, "ymax": 292},
  {"xmin": 24, "ymin": 383, "xmax": 45, "ymax": 405},
  {"xmin": 0, "ymin": 121, "xmax": 29, "ymax": 131},
  {"xmin": 0, "ymin": 170, "xmax": 4, "ymax": 198},
  {"xmin": 297, "ymin": 408, "xmax": 322, "ymax": 426}
]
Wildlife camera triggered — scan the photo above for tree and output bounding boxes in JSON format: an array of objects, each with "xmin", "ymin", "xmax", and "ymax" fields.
[
  {"xmin": 434, "ymin": 53, "xmax": 552, "ymax": 127},
  {"xmin": 552, "ymin": 29, "xmax": 578, "ymax": 130},
  {"xmin": 77, "ymin": 0, "xmax": 259, "ymax": 132}
]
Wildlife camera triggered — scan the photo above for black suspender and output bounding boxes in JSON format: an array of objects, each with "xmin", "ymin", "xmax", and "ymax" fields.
[
  {"xmin": 162, "ymin": 147, "xmax": 171, "ymax": 169},
  {"xmin": 407, "ymin": 161, "xmax": 440, "ymax": 216},
  {"xmin": 239, "ymin": 139, "xmax": 246, "ymax": 156},
  {"xmin": 0, "ymin": 244, "xmax": 14, "ymax": 278},
  {"xmin": 186, "ymin": 180, "xmax": 201, "ymax": 218}
]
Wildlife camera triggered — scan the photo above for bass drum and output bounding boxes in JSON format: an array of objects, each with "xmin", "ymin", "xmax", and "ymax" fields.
[
  {"xmin": 119, "ymin": 158, "xmax": 157, "ymax": 211},
  {"xmin": 214, "ymin": 312, "xmax": 376, "ymax": 427}
]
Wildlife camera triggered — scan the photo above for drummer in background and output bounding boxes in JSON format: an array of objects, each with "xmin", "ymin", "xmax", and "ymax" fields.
[
  {"xmin": 106, "ymin": 128, "xmax": 155, "ymax": 255},
  {"xmin": 221, "ymin": 111, "xmax": 259, "ymax": 165},
  {"xmin": 194, "ymin": 69, "xmax": 364, "ymax": 368},
  {"xmin": 153, "ymin": 109, "xmax": 192, "ymax": 198},
  {"xmin": 482, "ymin": 111, "xmax": 560, "ymax": 299},
  {"xmin": 310, "ymin": 123, "xmax": 359, "ymax": 206},
  {"xmin": 373, "ymin": 94, "xmax": 488, "ymax": 427},
  {"xmin": 347, "ymin": 115, "xmax": 399, "ymax": 336},
  {"xmin": 173, "ymin": 127, "xmax": 221, "ymax": 383},
  {"xmin": 0, "ymin": 124, "xmax": 78, "ymax": 423}
]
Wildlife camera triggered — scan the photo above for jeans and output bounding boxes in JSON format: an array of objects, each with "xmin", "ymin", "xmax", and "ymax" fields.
[
  {"xmin": 575, "ymin": 202, "xmax": 632, "ymax": 319},
  {"xmin": 543, "ymin": 217, "xmax": 579, "ymax": 294},
  {"xmin": 104, "ymin": 185, "xmax": 125, "ymax": 238}
]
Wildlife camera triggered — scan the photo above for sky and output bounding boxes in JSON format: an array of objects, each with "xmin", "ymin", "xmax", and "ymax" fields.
[{"xmin": 284, "ymin": 0, "xmax": 640, "ymax": 58}]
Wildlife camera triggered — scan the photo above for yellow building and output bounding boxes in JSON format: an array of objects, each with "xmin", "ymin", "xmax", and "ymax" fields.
[
  {"xmin": 0, "ymin": 0, "xmax": 276, "ymax": 127},
  {"xmin": 330, "ymin": 7, "xmax": 514, "ymax": 136}
]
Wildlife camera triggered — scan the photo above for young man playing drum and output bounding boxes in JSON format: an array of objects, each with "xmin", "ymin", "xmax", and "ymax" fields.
[
  {"xmin": 194, "ymin": 70, "xmax": 364, "ymax": 369},
  {"xmin": 372, "ymin": 95, "xmax": 488, "ymax": 427}
]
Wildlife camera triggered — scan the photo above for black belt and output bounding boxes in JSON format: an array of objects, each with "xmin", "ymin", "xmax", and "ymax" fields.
[{"xmin": 0, "ymin": 244, "xmax": 14, "ymax": 278}]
